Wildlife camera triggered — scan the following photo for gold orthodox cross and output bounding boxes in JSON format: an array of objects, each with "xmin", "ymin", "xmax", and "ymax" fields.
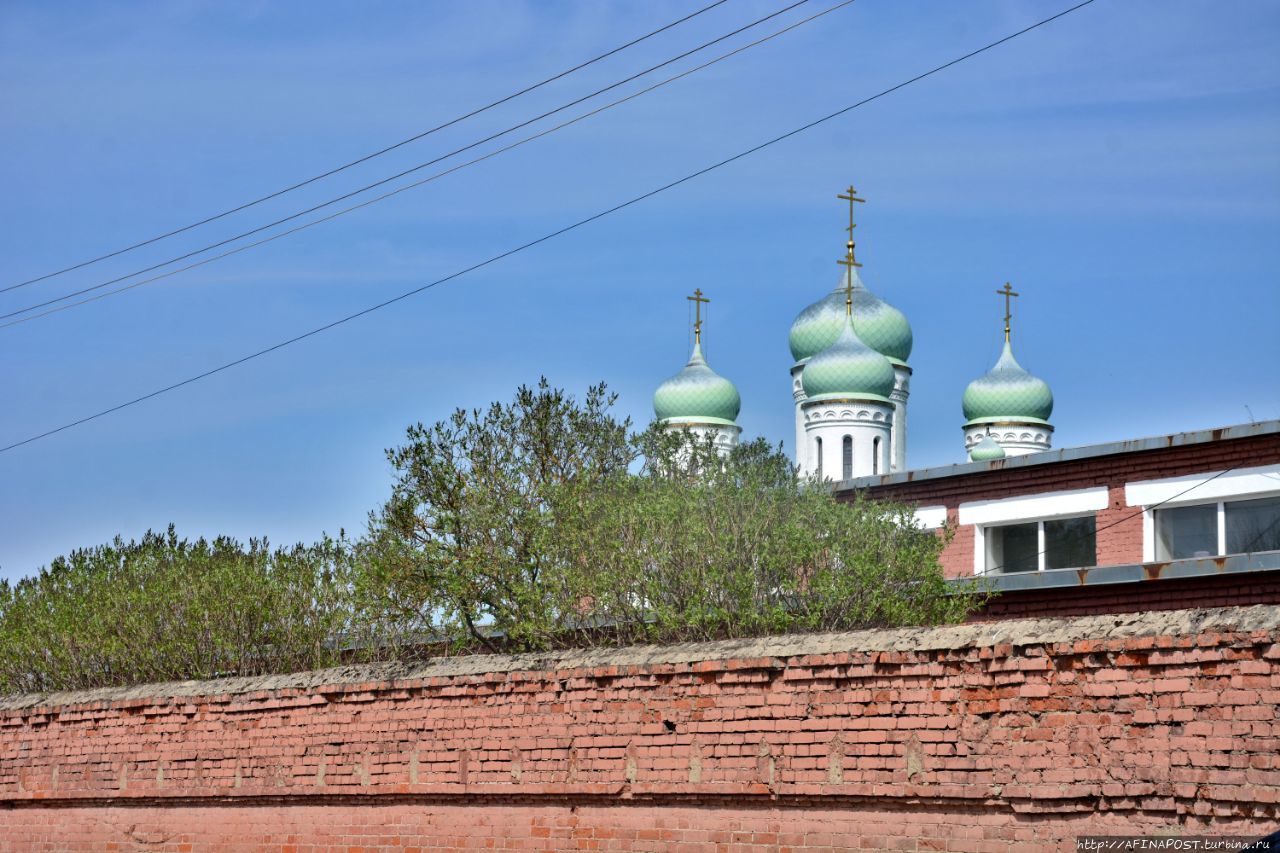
[
  {"xmin": 834, "ymin": 180, "xmax": 865, "ymax": 313},
  {"xmin": 997, "ymin": 282, "xmax": 1019, "ymax": 341},
  {"xmin": 834, "ymin": 181, "xmax": 865, "ymax": 266},
  {"xmin": 837, "ymin": 186, "xmax": 865, "ymax": 313},
  {"xmin": 838, "ymin": 184, "xmax": 865, "ymax": 240},
  {"xmin": 687, "ymin": 288, "xmax": 709, "ymax": 343}
]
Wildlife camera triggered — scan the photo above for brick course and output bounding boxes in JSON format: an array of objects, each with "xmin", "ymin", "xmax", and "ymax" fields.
[{"xmin": 1, "ymin": 606, "xmax": 1277, "ymax": 851}]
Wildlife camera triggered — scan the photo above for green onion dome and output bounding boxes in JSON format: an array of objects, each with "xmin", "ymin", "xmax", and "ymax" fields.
[
  {"xmin": 653, "ymin": 341, "xmax": 741, "ymax": 426},
  {"xmin": 800, "ymin": 314, "xmax": 896, "ymax": 402},
  {"xmin": 789, "ymin": 268, "xmax": 913, "ymax": 366},
  {"xmin": 962, "ymin": 340, "xmax": 1054, "ymax": 425},
  {"xmin": 969, "ymin": 433, "xmax": 1007, "ymax": 461}
]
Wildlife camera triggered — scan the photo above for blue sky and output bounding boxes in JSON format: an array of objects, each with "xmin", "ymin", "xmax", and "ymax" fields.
[{"xmin": 1, "ymin": 0, "xmax": 1278, "ymax": 579}]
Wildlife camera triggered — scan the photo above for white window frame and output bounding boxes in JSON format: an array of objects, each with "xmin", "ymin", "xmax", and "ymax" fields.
[
  {"xmin": 1127, "ymin": 464, "xmax": 1280, "ymax": 561},
  {"xmin": 976, "ymin": 515, "xmax": 1099, "ymax": 575},
  {"xmin": 959, "ymin": 487, "xmax": 1108, "ymax": 576},
  {"xmin": 1145, "ymin": 496, "xmax": 1280, "ymax": 562}
]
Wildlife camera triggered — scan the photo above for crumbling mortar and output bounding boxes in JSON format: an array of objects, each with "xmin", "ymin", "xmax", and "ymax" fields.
[{"xmin": 3, "ymin": 606, "xmax": 1277, "ymax": 714}]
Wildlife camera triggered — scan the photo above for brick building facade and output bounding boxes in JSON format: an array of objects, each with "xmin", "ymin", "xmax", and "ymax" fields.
[{"xmin": 836, "ymin": 421, "xmax": 1280, "ymax": 619}]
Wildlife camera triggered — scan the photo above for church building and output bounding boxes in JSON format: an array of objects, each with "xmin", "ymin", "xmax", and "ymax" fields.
[{"xmin": 652, "ymin": 185, "xmax": 1280, "ymax": 617}]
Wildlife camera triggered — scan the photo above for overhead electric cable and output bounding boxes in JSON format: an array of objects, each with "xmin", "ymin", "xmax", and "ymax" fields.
[
  {"xmin": 0, "ymin": 0, "xmax": 1100, "ymax": 455},
  {"xmin": 0, "ymin": 0, "xmax": 858, "ymax": 331},
  {"xmin": 0, "ymin": 0, "xmax": 811, "ymax": 321},
  {"xmin": 0, "ymin": 0, "xmax": 732, "ymax": 294}
]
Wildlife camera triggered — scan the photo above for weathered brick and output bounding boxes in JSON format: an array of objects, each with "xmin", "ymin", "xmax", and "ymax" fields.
[{"xmin": 0, "ymin": 606, "xmax": 1274, "ymax": 849}]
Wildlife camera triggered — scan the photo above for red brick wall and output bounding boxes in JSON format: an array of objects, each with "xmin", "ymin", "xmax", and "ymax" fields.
[
  {"xmin": 943, "ymin": 506, "xmax": 971, "ymax": 578},
  {"xmin": 0, "ymin": 803, "xmax": 1269, "ymax": 851},
  {"xmin": 853, "ymin": 432, "xmax": 1280, "ymax": 578},
  {"xmin": 1, "ymin": 606, "xmax": 1277, "ymax": 851},
  {"xmin": 1095, "ymin": 483, "xmax": 1145, "ymax": 571}
]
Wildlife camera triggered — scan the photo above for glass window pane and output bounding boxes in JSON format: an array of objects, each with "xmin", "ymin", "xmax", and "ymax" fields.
[
  {"xmin": 1225, "ymin": 495, "xmax": 1280, "ymax": 554},
  {"xmin": 1044, "ymin": 516, "xmax": 1097, "ymax": 570},
  {"xmin": 1155, "ymin": 503, "xmax": 1218, "ymax": 560},
  {"xmin": 842, "ymin": 436, "xmax": 852, "ymax": 480},
  {"xmin": 988, "ymin": 522, "xmax": 1038, "ymax": 573}
]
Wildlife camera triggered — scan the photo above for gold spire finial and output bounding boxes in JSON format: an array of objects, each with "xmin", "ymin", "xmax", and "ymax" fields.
[
  {"xmin": 838, "ymin": 250, "xmax": 856, "ymax": 316},
  {"xmin": 838, "ymin": 184, "xmax": 865, "ymax": 243},
  {"xmin": 837, "ymin": 185, "xmax": 865, "ymax": 315},
  {"xmin": 687, "ymin": 288, "xmax": 710, "ymax": 344},
  {"xmin": 997, "ymin": 282, "xmax": 1019, "ymax": 342}
]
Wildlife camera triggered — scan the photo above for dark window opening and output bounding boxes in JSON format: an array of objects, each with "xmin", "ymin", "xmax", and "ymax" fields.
[
  {"xmin": 1156, "ymin": 503, "xmax": 1217, "ymax": 560},
  {"xmin": 1044, "ymin": 516, "xmax": 1097, "ymax": 570},
  {"xmin": 1226, "ymin": 495, "xmax": 1280, "ymax": 554},
  {"xmin": 986, "ymin": 515, "xmax": 1097, "ymax": 574},
  {"xmin": 987, "ymin": 522, "xmax": 1039, "ymax": 573}
]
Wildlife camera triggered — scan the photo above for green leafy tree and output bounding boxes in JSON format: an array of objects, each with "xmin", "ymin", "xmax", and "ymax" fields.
[
  {"xmin": 561, "ymin": 429, "xmax": 980, "ymax": 644},
  {"xmin": 368, "ymin": 382, "xmax": 984, "ymax": 652},
  {"xmin": 0, "ymin": 381, "xmax": 985, "ymax": 695},
  {"xmin": 0, "ymin": 527, "xmax": 378, "ymax": 693},
  {"xmin": 364, "ymin": 379, "xmax": 635, "ymax": 651}
]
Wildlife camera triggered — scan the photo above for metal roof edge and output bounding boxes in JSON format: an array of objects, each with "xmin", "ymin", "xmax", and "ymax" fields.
[
  {"xmin": 951, "ymin": 549, "xmax": 1280, "ymax": 595},
  {"xmin": 841, "ymin": 419, "xmax": 1280, "ymax": 491}
]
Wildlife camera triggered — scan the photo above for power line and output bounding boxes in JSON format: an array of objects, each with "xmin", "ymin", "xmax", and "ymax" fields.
[
  {"xmin": 0, "ymin": 0, "xmax": 732, "ymax": 294},
  {"xmin": 0, "ymin": 0, "xmax": 858, "ymax": 331},
  {"xmin": 0, "ymin": 0, "xmax": 810, "ymax": 321},
  {"xmin": 0, "ymin": 0, "xmax": 1100, "ymax": 456}
]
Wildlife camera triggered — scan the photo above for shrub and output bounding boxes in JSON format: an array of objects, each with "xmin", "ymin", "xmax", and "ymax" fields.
[
  {"xmin": 0, "ymin": 381, "xmax": 985, "ymax": 692},
  {"xmin": 363, "ymin": 379, "xmax": 635, "ymax": 652},
  {"xmin": 560, "ymin": 431, "xmax": 979, "ymax": 644},
  {"xmin": 0, "ymin": 527, "xmax": 375, "ymax": 693},
  {"xmin": 366, "ymin": 381, "xmax": 983, "ymax": 652}
]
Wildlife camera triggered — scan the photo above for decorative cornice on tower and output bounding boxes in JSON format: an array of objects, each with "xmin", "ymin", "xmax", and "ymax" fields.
[{"xmin": 969, "ymin": 429, "xmax": 1008, "ymax": 462}]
